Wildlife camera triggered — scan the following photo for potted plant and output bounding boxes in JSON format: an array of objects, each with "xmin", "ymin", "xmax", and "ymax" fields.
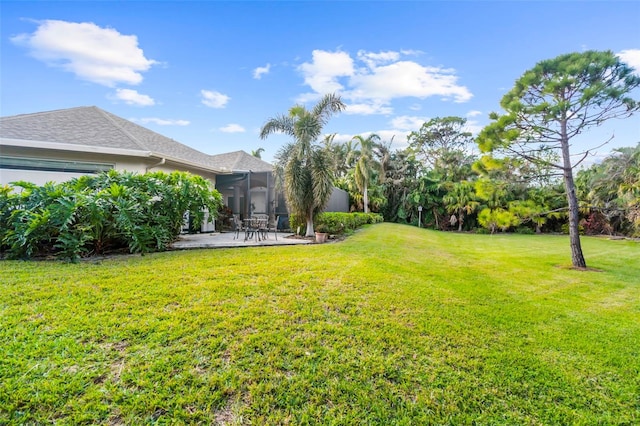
[{"xmin": 315, "ymin": 224, "xmax": 328, "ymax": 243}]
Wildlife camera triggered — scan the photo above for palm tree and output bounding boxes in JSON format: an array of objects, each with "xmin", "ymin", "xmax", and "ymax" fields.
[
  {"xmin": 442, "ymin": 180, "xmax": 479, "ymax": 231},
  {"xmin": 588, "ymin": 144, "xmax": 640, "ymax": 235},
  {"xmin": 251, "ymin": 148, "xmax": 265, "ymax": 159},
  {"xmin": 260, "ymin": 93, "xmax": 346, "ymax": 236},
  {"xmin": 348, "ymin": 134, "xmax": 381, "ymax": 213},
  {"xmin": 322, "ymin": 134, "xmax": 353, "ymax": 180}
]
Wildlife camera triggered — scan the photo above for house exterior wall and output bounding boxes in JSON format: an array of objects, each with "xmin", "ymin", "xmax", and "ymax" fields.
[
  {"xmin": 1, "ymin": 145, "xmax": 141, "ymax": 185},
  {"xmin": 1, "ymin": 146, "xmax": 217, "ymax": 185},
  {"xmin": 325, "ymin": 187, "xmax": 350, "ymax": 213},
  {"xmin": 1, "ymin": 168, "xmax": 88, "ymax": 187}
]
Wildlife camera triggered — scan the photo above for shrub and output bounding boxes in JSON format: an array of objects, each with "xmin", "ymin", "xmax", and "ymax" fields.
[
  {"xmin": 580, "ymin": 212, "xmax": 613, "ymax": 235},
  {"xmin": 515, "ymin": 226, "xmax": 535, "ymax": 235},
  {"xmin": 0, "ymin": 170, "xmax": 222, "ymax": 261},
  {"xmin": 290, "ymin": 212, "xmax": 383, "ymax": 235},
  {"xmin": 478, "ymin": 208, "xmax": 520, "ymax": 234},
  {"xmin": 288, "ymin": 213, "xmax": 303, "ymax": 234},
  {"xmin": 561, "ymin": 223, "xmax": 585, "ymax": 235}
]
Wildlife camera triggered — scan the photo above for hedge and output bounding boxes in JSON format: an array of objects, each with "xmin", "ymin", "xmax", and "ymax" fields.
[{"xmin": 290, "ymin": 211, "xmax": 384, "ymax": 235}]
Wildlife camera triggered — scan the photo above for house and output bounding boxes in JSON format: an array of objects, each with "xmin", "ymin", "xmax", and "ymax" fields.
[
  {"xmin": 0, "ymin": 106, "xmax": 229, "ymax": 184},
  {"xmin": 0, "ymin": 106, "xmax": 348, "ymax": 231},
  {"xmin": 0, "ymin": 106, "xmax": 245, "ymax": 231}
]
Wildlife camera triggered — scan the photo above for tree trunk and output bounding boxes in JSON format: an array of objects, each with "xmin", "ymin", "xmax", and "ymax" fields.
[
  {"xmin": 433, "ymin": 207, "xmax": 439, "ymax": 229},
  {"xmin": 363, "ymin": 185, "xmax": 369, "ymax": 213},
  {"xmin": 305, "ymin": 207, "xmax": 315, "ymax": 237},
  {"xmin": 458, "ymin": 209, "xmax": 463, "ymax": 232},
  {"xmin": 560, "ymin": 120, "xmax": 587, "ymax": 268}
]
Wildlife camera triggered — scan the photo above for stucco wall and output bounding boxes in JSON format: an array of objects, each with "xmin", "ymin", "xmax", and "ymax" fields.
[
  {"xmin": 1, "ymin": 146, "xmax": 216, "ymax": 186},
  {"xmin": 325, "ymin": 187, "xmax": 350, "ymax": 213},
  {"xmin": 0, "ymin": 168, "xmax": 88, "ymax": 186}
]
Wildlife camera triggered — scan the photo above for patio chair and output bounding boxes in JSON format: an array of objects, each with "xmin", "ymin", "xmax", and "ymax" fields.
[
  {"xmin": 232, "ymin": 215, "xmax": 243, "ymax": 240},
  {"xmin": 268, "ymin": 215, "xmax": 279, "ymax": 240}
]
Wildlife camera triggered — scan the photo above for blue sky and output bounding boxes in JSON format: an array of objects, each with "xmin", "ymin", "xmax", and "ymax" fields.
[{"xmin": 2, "ymin": 1, "xmax": 639, "ymax": 164}]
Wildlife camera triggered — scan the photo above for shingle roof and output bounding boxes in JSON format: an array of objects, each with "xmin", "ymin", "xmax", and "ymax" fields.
[
  {"xmin": 0, "ymin": 106, "xmax": 230, "ymax": 172},
  {"xmin": 209, "ymin": 150, "xmax": 274, "ymax": 173}
]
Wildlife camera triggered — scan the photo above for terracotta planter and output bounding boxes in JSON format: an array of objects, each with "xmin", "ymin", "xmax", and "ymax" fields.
[{"xmin": 315, "ymin": 232, "xmax": 328, "ymax": 243}]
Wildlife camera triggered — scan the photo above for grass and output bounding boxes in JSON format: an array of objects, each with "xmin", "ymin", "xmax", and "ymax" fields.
[{"xmin": 1, "ymin": 223, "xmax": 639, "ymax": 424}]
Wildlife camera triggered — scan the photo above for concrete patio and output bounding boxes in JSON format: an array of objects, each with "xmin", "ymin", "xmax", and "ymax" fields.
[{"xmin": 170, "ymin": 231, "xmax": 312, "ymax": 250}]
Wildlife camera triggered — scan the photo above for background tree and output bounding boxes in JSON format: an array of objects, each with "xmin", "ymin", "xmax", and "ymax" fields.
[
  {"xmin": 477, "ymin": 50, "xmax": 640, "ymax": 268},
  {"xmin": 577, "ymin": 143, "xmax": 640, "ymax": 236},
  {"xmin": 409, "ymin": 172, "xmax": 446, "ymax": 228},
  {"xmin": 378, "ymin": 147, "xmax": 420, "ymax": 224},
  {"xmin": 522, "ymin": 185, "xmax": 566, "ymax": 233},
  {"xmin": 322, "ymin": 134, "xmax": 352, "ymax": 180},
  {"xmin": 407, "ymin": 116, "xmax": 478, "ymax": 228},
  {"xmin": 442, "ymin": 181, "xmax": 479, "ymax": 231},
  {"xmin": 348, "ymin": 134, "xmax": 382, "ymax": 213},
  {"xmin": 260, "ymin": 93, "xmax": 345, "ymax": 236},
  {"xmin": 408, "ymin": 116, "xmax": 477, "ymax": 183}
]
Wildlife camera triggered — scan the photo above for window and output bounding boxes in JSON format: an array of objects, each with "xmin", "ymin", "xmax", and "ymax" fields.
[{"xmin": 0, "ymin": 156, "xmax": 113, "ymax": 174}]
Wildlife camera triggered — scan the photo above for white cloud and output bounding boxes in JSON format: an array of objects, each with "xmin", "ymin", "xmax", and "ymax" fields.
[
  {"xmin": 339, "ymin": 129, "xmax": 411, "ymax": 149},
  {"xmin": 400, "ymin": 49, "xmax": 423, "ymax": 57},
  {"xmin": 134, "ymin": 117, "xmax": 190, "ymax": 126},
  {"xmin": 295, "ymin": 49, "xmax": 472, "ymax": 115},
  {"xmin": 112, "ymin": 88, "xmax": 155, "ymax": 106},
  {"xmin": 464, "ymin": 120, "xmax": 484, "ymax": 136},
  {"xmin": 220, "ymin": 124, "xmax": 245, "ymax": 133},
  {"xmin": 201, "ymin": 90, "xmax": 230, "ymax": 108},
  {"xmin": 390, "ymin": 115, "xmax": 428, "ymax": 131},
  {"xmin": 463, "ymin": 111, "xmax": 485, "ymax": 135},
  {"xmin": 253, "ymin": 63, "xmax": 271, "ymax": 79},
  {"xmin": 347, "ymin": 61, "xmax": 472, "ymax": 103},
  {"xmin": 376, "ymin": 130, "xmax": 412, "ymax": 149},
  {"xmin": 356, "ymin": 50, "xmax": 400, "ymax": 68},
  {"xmin": 327, "ymin": 129, "xmax": 412, "ymax": 152},
  {"xmin": 344, "ymin": 102, "xmax": 393, "ymax": 115},
  {"xmin": 328, "ymin": 133, "xmax": 356, "ymax": 144},
  {"xmin": 335, "ymin": 114, "xmax": 436, "ymax": 151},
  {"xmin": 11, "ymin": 20, "xmax": 157, "ymax": 87},
  {"xmin": 617, "ymin": 49, "xmax": 640, "ymax": 74},
  {"xmin": 297, "ymin": 50, "xmax": 354, "ymax": 94},
  {"xmin": 295, "ymin": 92, "xmax": 324, "ymax": 104}
]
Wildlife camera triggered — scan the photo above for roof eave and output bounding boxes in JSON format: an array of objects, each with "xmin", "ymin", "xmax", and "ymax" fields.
[
  {"xmin": 158, "ymin": 155, "xmax": 231, "ymax": 175},
  {"xmin": 1, "ymin": 137, "xmax": 153, "ymax": 158},
  {"xmin": 1, "ymin": 138, "xmax": 230, "ymax": 175}
]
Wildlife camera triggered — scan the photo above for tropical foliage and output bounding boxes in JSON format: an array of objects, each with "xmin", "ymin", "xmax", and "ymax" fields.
[
  {"xmin": 576, "ymin": 143, "xmax": 640, "ymax": 236},
  {"xmin": 260, "ymin": 93, "xmax": 346, "ymax": 236},
  {"xmin": 294, "ymin": 52, "xmax": 638, "ymax": 271},
  {"xmin": 326, "ymin": 114, "xmax": 635, "ymax": 245},
  {"xmin": 347, "ymin": 134, "xmax": 383, "ymax": 213},
  {"xmin": 0, "ymin": 170, "xmax": 222, "ymax": 261}
]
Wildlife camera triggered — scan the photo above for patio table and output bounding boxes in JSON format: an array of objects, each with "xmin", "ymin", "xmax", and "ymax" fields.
[{"xmin": 243, "ymin": 217, "xmax": 268, "ymax": 241}]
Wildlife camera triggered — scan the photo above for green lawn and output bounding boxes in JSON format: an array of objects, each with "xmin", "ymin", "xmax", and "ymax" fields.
[{"xmin": 1, "ymin": 223, "xmax": 639, "ymax": 425}]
